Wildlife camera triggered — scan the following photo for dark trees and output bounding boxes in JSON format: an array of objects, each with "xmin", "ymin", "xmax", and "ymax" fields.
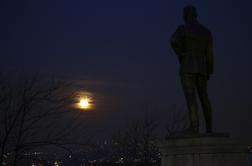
[{"xmin": 0, "ymin": 73, "xmax": 81, "ymax": 165}]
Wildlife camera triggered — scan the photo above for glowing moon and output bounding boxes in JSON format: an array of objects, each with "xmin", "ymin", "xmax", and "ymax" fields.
[{"xmin": 79, "ymin": 98, "xmax": 90, "ymax": 109}]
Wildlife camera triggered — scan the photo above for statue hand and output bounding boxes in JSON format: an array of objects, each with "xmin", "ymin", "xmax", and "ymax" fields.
[{"xmin": 207, "ymin": 75, "xmax": 211, "ymax": 80}]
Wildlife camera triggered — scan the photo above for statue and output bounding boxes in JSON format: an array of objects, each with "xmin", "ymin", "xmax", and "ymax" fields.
[{"xmin": 170, "ymin": 5, "xmax": 213, "ymax": 133}]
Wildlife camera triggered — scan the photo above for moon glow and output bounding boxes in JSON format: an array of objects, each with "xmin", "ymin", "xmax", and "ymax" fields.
[{"xmin": 79, "ymin": 98, "xmax": 90, "ymax": 109}]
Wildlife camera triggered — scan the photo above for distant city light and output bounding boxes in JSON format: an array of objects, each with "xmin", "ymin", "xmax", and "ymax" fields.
[{"xmin": 54, "ymin": 161, "xmax": 59, "ymax": 166}]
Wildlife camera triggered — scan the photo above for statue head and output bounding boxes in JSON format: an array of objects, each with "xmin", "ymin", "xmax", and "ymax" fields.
[{"xmin": 183, "ymin": 5, "xmax": 198, "ymax": 24}]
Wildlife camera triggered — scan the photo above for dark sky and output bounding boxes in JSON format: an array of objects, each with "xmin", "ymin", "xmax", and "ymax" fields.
[{"xmin": 1, "ymin": 0, "xmax": 252, "ymax": 138}]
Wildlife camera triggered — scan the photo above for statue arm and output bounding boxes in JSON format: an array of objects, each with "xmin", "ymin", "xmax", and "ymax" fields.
[
  {"xmin": 170, "ymin": 25, "xmax": 185, "ymax": 63},
  {"xmin": 206, "ymin": 33, "xmax": 214, "ymax": 76}
]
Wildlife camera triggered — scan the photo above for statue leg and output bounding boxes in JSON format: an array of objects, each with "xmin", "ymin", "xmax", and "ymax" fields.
[
  {"xmin": 196, "ymin": 75, "xmax": 212, "ymax": 133},
  {"xmin": 181, "ymin": 74, "xmax": 199, "ymax": 133}
]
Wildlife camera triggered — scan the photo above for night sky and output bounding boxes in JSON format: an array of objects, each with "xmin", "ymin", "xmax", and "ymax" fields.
[{"xmin": 1, "ymin": 0, "xmax": 252, "ymax": 138}]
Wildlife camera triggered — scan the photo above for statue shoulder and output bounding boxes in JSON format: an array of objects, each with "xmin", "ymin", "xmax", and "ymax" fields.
[
  {"xmin": 176, "ymin": 24, "xmax": 186, "ymax": 32},
  {"xmin": 171, "ymin": 24, "xmax": 186, "ymax": 40},
  {"xmin": 198, "ymin": 23, "xmax": 212, "ymax": 35}
]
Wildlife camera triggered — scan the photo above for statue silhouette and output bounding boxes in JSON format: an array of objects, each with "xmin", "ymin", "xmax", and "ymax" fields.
[{"xmin": 170, "ymin": 5, "xmax": 213, "ymax": 133}]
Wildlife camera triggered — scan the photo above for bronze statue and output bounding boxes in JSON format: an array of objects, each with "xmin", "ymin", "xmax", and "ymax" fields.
[{"xmin": 170, "ymin": 5, "xmax": 213, "ymax": 133}]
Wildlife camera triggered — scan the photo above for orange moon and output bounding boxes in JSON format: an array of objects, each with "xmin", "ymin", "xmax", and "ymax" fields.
[{"xmin": 79, "ymin": 98, "xmax": 90, "ymax": 109}]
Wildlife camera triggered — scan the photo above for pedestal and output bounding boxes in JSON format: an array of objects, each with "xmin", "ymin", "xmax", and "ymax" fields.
[{"xmin": 158, "ymin": 135, "xmax": 249, "ymax": 166}]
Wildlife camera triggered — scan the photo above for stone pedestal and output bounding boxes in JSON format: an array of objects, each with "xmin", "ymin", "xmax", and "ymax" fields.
[{"xmin": 158, "ymin": 135, "xmax": 249, "ymax": 166}]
